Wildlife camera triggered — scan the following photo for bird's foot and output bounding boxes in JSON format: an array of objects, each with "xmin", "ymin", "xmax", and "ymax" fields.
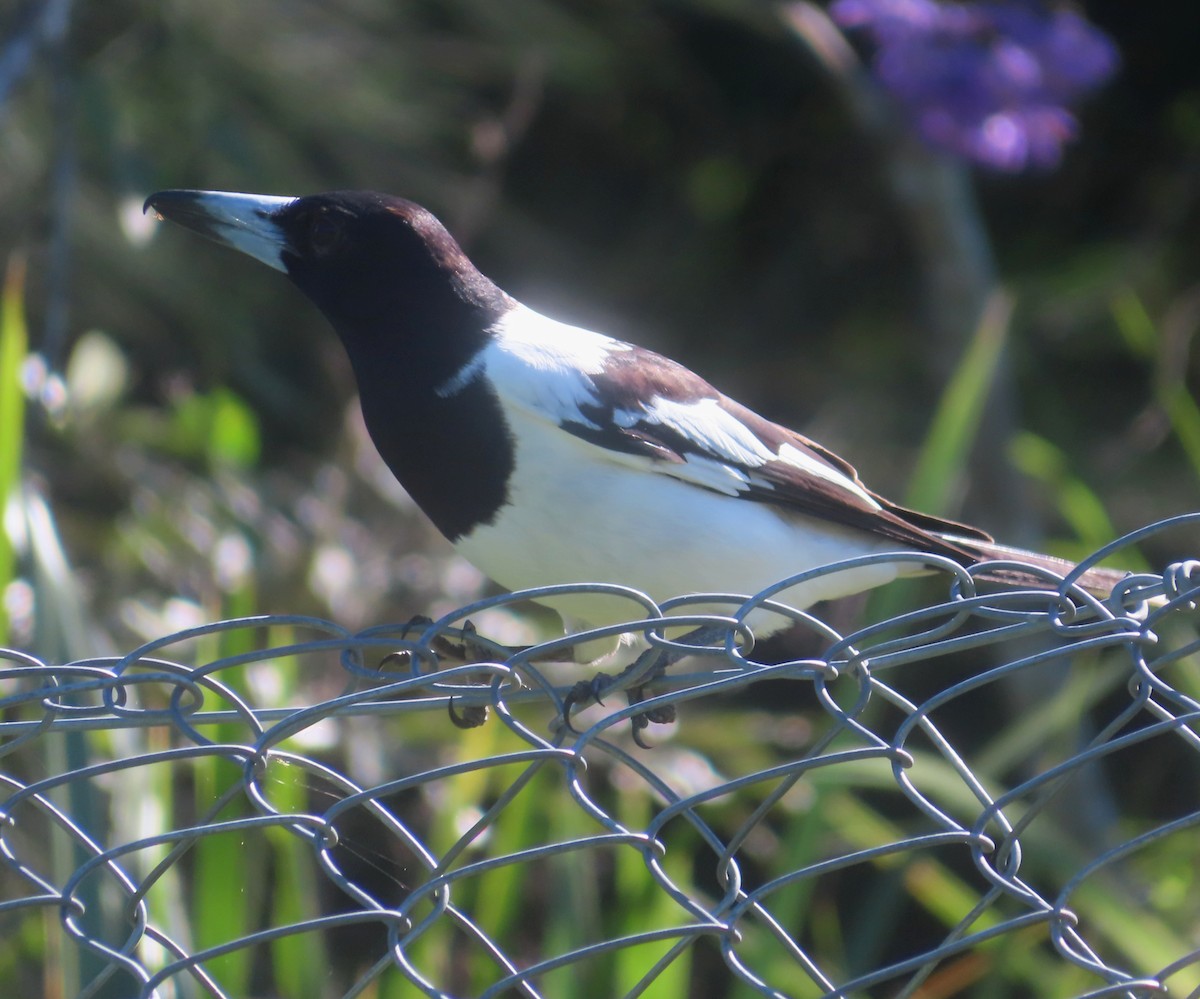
[
  {"xmin": 397, "ymin": 616, "xmax": 496, "ymax": 662},
  {"xmin": 561, "ymin": 643, "xmax": 676, "ymax": 748},
  {"xmin": 625, "ymin": 682, "xmax": 677, "ymax": 749},
  {"xmin": 448, "ymin": 696, "xmax": 490, "ymax": 730},
  {"xmin": 440, "ymin": 620, "xmax": 497, "ymax": 729},
  {"xmin": 384, "ymin": 617, "xmax": 501, "ymax": 730},
  {"xmin": 561, "ymin": 670, "xmax": 614, "ymax": 720}
]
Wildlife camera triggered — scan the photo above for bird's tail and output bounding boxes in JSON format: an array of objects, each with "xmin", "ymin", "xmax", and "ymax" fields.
[{"xmin": 937, "ymin": 534, "xmax": 1130, "ymax": 599}]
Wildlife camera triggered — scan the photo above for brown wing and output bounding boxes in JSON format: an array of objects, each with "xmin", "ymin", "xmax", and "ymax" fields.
[{"xmin": 559, "ymin": 345, "xmax": 992, "ymax": 563}]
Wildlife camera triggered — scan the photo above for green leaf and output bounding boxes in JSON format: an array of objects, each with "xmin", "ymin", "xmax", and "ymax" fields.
[
  {"xmin": 1110, "ymin": 287, "xmax": 1157, "ymax": 360},
  {"xmin": 207, "ymin": 387, "xmax": 262, "ymax": 468},
  {"xmin": 167, "ymin": 387, "xmax": 262, "ymax": 469}
]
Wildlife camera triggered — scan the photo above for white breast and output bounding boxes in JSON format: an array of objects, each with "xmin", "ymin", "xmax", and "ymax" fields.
[{"xmin": 456, "ymin": 405, "xmax": 907, "ymax": 635}]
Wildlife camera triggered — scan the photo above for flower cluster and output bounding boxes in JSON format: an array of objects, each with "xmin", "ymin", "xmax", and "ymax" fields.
[{"xmin": 830, "ymin": 0, "xmax": 1119, "ymax": 170}]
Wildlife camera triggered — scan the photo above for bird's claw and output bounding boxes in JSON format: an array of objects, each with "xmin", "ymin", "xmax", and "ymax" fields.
[
  {"xmin": 561, "ymin": 671, "xmax": 614, "ymax": 733},
  {"xmin": 399, "ymin": 614, "xmax": 435, "ymax": 639},
  {"xmin": 387, "ymin": 618, "xmax": 497, "ymax": 731},
  {"xmin": 626, "ymin": 683, "xmax": 676, "ymax": 724},
  {"xmin": 443, "ymin": 621, "xmax": 494, "ymax": 729},
  {"xmin": 448, "ymin": 697, "xmax": 489, "ymax": 729},
  {"xmin": 561, "ymin": 668, "xmax": 675, "ymax": 747},
  {"xmin": 442, "ymin": 619, "xmax": 494, "ymax": 661},
  {"xmin": 431, "ymin": 618, "xmax": 486, "ymax": 661},
  {"xmin": 626, "ymin": 683, "xmax": 676, "ymax": 749}
]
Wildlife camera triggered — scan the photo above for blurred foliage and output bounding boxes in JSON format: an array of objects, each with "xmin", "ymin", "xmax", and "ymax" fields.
[{"xmin": 1, "ymin": 1, "xmax": 1199, "ymax": 996}]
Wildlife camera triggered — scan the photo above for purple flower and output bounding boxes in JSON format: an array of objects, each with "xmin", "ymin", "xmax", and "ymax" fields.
[{"xmin": 830, "ymin": 0, "xmax": 1119, "ymax": 170}]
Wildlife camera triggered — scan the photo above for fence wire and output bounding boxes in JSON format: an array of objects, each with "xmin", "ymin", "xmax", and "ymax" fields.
[{"xmin": 2, "ymin": 516, "xmax": 1199, "ymax": 999}]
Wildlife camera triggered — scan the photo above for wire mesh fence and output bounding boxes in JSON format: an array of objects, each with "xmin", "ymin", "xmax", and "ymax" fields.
[{"xmin": 2, "ymin": 515, "xmax": 1199, "ymax": 999}]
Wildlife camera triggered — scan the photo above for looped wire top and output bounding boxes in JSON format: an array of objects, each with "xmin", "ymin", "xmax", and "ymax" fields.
[{"xmin": 0, "ymin": 518, "xmax": 1196, "ymax": 998}]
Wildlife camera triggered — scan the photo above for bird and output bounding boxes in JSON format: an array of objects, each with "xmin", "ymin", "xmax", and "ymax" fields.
[{"xmin": 143, "ymin": 189, "xmax": 1128, "ymax": 651}]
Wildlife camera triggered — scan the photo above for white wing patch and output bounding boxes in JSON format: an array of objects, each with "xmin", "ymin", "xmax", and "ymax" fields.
[
  {"xmin": 484, "ymin": 304, "xmax": 630, "ymax": 424},
  {"xmin": 774, "ymin": 442, "xmax": 881, "ymax": 509},
  {"xmin": 636, "ymin": 396, "xmax": 775, "ymax": 468}
]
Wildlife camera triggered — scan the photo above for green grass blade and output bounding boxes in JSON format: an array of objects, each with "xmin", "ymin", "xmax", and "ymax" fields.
[
  {"xmin": 0, "ymin": 255, "xmax": 29, "ymax": 644},
  {"xmin": 1162, "ymin": 383, "xmax": 1200, "ymax": 479},
  {"xmin": 1007, "ymin": 431, "xmax": 1129, "ymax": 560},
  {"xmin": 905, "ymin": 289, "xmax": 1013, "ymax": 515},
  {"xmin": 1111, "ymin": 286, "xmax": 1200, "ymax": 480},
  {"xmin": 871, "ymin": 290, "xmax": 1012, "ymax": 620}
]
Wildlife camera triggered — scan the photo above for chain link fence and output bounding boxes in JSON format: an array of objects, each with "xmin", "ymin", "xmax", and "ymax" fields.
[{"xmin": 2, "ymin": 515, "xmax": 1199, "ymax": 998}]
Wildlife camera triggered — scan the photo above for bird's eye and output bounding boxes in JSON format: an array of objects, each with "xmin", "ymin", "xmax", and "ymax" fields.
[{"xmin": 307, "ymin": 211, "xmax": 343, "ymax": 256}]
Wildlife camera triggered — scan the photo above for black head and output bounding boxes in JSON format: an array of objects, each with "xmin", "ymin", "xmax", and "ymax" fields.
[{"xmin": 146, "ymin": 189, "xmax": 512, "ymax": 384}]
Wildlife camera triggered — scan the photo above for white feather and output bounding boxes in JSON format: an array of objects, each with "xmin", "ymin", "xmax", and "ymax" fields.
[
  {"xmin": 636, "ymin": 396, "xmax": 774, "ymax": 467},
  {"xmin": 772, "ymin": 442, "xmax": 881, "ymax": 509},
  {"xmin": 485, "ymin": 304, "xmax": 628, "ymax": 426}
]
